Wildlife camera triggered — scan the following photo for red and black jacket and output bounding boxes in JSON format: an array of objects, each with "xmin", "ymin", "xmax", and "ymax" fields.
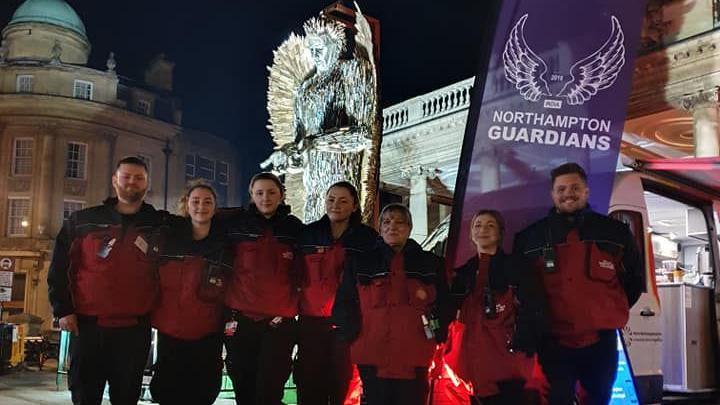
[
  {"xmin": 223, "ymin": 204, "xmax": 303, "ymax": 319},
  {"xmin": 151, "ymin": 216, "xmax": 233, "ymax": 340},
  {"xmin": 48, "ymin": 198, "xmax": 168, "ymax": 327},
  {"xmin": 446, "ymin": 252, "xmax": 539, "ymax": 396},
  {"xmin": 513, "ymin": 207, "xmax": 643, "ymax": 347},
  {"xmin": 333, "ymin": 238, "xmax": 451, "ymax": 378},
  {"xmin": 450, "ymin": 251, "xmax": 544, "ymax": 355},
  {"xmin": 298, "ymin": 215, "xmax": 377, "ymax": 318}
]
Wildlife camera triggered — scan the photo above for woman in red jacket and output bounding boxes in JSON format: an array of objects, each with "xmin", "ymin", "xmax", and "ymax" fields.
[
  {"xmin": 223, "ymin": 172, "xmax": 303, "ymax": 405},
  {"xmin": 445, "ymin": 209, "xmax": 539, "ymax": 405},
  {"xmin": 150, "ymin": 181, "xmax": 231, "ymax": 405},
  {"xmin": 296, "ymin": 181, "xmax": 377, "ymax": 405},
  {"xmin": 334, "ymin": 203, "xmax": 450, "ymax": 405}
]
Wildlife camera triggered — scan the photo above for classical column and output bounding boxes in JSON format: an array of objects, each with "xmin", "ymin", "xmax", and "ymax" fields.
[
  {"xmin": 402, "ymin": 166, "xmax": 438, "ymax": 242},
  {"xmin": 692, "ymin": 105, "xmax": 720, "ymax": 157},
  {"xmin": 679, "ymin": 89, "xmax": 720, "ymax": 157}
]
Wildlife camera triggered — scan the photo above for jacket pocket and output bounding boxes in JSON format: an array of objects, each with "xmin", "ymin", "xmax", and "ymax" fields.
[
  {"xmin": 367, "ymin": 278, "xmax": 388, "ymax": 308},
  {"xmin": 198, "ymin": 261, "xmax": 228, "ymax": 303},
  {"xmin": 587, "ymin": 243, "xmax": 619, "ymax": 282},
  {"xmin": 83, "ymin": 232, "xmax": 115, "ymax": 264},
  {"xmin": 303, "ymin": 253, "xmax": 325, "ymax": 285}
]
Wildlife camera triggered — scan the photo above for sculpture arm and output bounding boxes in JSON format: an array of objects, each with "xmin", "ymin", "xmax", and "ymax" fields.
[{"xmin": 260, "ymin": 143, "xmax": 304, "ymax": 174}]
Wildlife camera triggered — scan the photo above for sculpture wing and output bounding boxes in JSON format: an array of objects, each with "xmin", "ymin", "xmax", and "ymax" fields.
[
  {"xmin": 351, "ymin": 2, "xmax": 380, "ymax": 223},
  {"xmin": 344, "ymin": 2, "xmax": 377, "ymax": 126},
  {"xmin": 354, "ymin": 2, "xmax": 375, "ymax": 72},
  {"xmin": 266, "ymin": 33, "xmax": 314, "ymax": 147},
  {"xmin": 557, "ymin": 16, "xmax": 625, "ymax": 105},
  {"xmin": 503, "ymin": 14, "xmax": 551, "ymax": 102}
]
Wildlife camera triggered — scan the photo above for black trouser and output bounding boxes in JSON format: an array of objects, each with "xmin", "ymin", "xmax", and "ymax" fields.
[
  {"xmin": 295, "ymin": 316, "xmax": 353, "ymax": 405},
  {"xmin": 150, "ymin": 332, "xmax": 223, "ymax": 405},
  {"xmin": 357, "ymin": 365, "xmax": 428, "ymax": 405},
  {"xmin": 69, "ymin": 316, "xmax": 151, "ymax": 405},
  {"xmin": 537, "ymin": 330, "xmax": 618, "ymax": 405},
  {"xmin": 471, "ymin": 379, "xmax": 531, "ymax": 405},
  {"xmin": 224, "ymin": 312, "xmax": 297, "ymax": 405}
]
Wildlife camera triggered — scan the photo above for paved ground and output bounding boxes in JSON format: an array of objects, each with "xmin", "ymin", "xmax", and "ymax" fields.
[
  {"xmin": 0, "ymin": 362, "xmax": 238, "ymax": 405},
  {"xmin": 2, "ymin": 365, "xmax": 720, "ymax": 404}
]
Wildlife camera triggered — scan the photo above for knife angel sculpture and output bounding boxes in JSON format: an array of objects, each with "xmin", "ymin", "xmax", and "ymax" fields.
[{"xmin": 263, "ymin": 4, "xmax": 379, "ymax": 222}]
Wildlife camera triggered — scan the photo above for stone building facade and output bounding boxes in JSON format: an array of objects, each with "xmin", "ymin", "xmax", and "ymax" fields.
[{"xmin": 0, "ymin": 0, "xmax": 240, "ymax": 329}]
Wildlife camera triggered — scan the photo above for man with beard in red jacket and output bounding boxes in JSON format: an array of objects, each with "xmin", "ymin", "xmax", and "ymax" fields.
[
  {"xmin": 513, "ymin": 162, "xmax": 643, "ymax": 405},
  {"xmin": 48, "ymin": 156, "xmax": 168, "ymax": 405}
]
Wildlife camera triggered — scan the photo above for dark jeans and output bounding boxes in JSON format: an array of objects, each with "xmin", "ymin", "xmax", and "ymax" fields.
[
  {"xmin": 223, "ymin": 312, "xmax": 297, "ymax": 405},
  {"xmin": 295, "ymin": 316, "xmax": 353, "ymax": 405},
  {"xmin": 538, "ymin": 330, "xmax": 618, "ymax": 405},
  {"xmin": 471, "ymin": 379, "xmax": 532, "ymax": 405},
  {"xmin": 150, "ymin": 332, "xmax": 223, "ymax": 405},
  {"xmin": 358, "ymin": 365, "xmax": 428, "ymax": 405},
  {"xmin": 69, "ymin": 316, "xmax": 151, "ymax": 405}
]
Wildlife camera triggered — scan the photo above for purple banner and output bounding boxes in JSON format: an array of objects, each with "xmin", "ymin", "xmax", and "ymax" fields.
[{"xmin": 447, "ymin": 0, "xmax": 647, "ymax": 268}]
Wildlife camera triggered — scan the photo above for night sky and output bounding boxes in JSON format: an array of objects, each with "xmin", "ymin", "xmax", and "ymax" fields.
[{"xmin": 0, "ymin": 0, "xmax": 490, "ymax": 188}]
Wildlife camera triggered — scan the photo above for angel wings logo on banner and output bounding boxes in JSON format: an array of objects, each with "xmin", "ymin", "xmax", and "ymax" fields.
[{"xmin": 503, "ymin": 14, "xmax": 626, "ymax": 108}]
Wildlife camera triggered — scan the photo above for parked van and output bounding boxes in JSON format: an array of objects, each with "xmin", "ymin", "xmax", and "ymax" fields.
[{"xmin": 610, "ymin": 157, "xmax": 720, "ymax": 404}]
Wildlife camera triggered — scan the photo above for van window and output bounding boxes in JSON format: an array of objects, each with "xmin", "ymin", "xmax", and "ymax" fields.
[
  {"xmin": 610, "ymin": 210, "xmax": 647, "ymax": 292},
  {"xmin": 643, "ymin": 191, "xmax": 715, "ymax": 287}
]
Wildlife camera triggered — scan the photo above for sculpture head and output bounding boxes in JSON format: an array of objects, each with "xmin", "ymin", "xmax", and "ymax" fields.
[{"xmin": 303, "ymin": 17, "xmax": 345, "ymax": 73}]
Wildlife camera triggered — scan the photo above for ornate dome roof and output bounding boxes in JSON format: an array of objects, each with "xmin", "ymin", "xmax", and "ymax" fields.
[{"xmin": 9, "ymin": 0, "xmax": 87, "ymax": 38}]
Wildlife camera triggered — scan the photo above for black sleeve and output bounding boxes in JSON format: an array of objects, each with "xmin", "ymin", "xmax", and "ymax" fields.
[
  {"xmin": 433, "ymin": 256, "xmax": 452, "ymax": 343},
  {"xmin": 448, "ymin": 267, "xmax": 468, "ymax": 314},
  {"xmin": 47, "ymin": 217, "xmax": 76, "ymax": 319},
  {"xmin": 509, "ymin": 253, "xmax": 546, "ymax": 356},
  {"xmin": 619, "ymin": 224, "xmax": 644, "ymax": 307},
  {"xmin": 512, "ymin": 230, "xmax": 527, "ymax": 257},
  {"xmin": 331, "ymin": 258, "xmax": 361, "ymax": 343}
]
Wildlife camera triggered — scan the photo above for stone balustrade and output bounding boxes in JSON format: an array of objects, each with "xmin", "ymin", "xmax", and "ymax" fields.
[{"xmin": 382, "ymin": 77, "xmax": 474, "ymax": 133}]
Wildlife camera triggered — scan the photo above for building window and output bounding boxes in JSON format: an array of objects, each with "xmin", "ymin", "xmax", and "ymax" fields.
[
  {"xmin": 135, "ymin": 99, "xmax": 151, "ymax": 115},
  {"xmin": 11, "ymin": 138, "xmax": 34, "ymax": 176},
  {"xmin": 16, "ymin": 75, "xmax": 33, "ymax": 93},
  {"xmin": 63, "ymin": 200, "xmax": 85, "ymax": 220},
  {"xmin": 185, "ymin": 154, "xmax": 195, "ymax": 180},
  {"xmin": 73, "ymin": 80, "xmax": 93, "ymax": 100},
  {"xmin": 197, "ymin": 156, "xmax": 215, "ymax": 181},
  {"xmin": 65, "ymin": 142, "xmax": 87, "ymax": 179},
  {"xmin": 7, "ymin": 198, "xmax": 30, "ymax": 237},
  {"xmin": 217, "ymin": 161, "xmax": 229, "ymax": 185}
]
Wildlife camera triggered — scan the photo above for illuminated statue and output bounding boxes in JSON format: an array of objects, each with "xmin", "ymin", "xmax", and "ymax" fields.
[{"xmin": 263, "ymin": 4, "xmax": 379, "ymax": 222}]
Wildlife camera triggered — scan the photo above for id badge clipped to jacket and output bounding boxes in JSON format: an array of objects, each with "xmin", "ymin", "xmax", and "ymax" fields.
[
  {"xmin": 198, "ymin": 261, "xmax": 227, "ymax": 302},
  {"xmin": 224, "ymin": 320, "xmax": 238, "ymax": 337},
  {"xmin": 542, "ymin": 245, "xmax": 556, "ymax": 273},
  {"xmin": 483, "ymin": 286, "xmax": 497, "ymax": 319},
  {"xmin": 421, "ymin": 312, "xmax": 440, "ymax": 340},
  {"xmin": 96, "ymin": 236, "xmax": 116, "ymax": 259}
]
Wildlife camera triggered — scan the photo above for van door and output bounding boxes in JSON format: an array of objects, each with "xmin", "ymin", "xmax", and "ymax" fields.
[
  {"xmin": 616, "ymin": 158, "xmax": 720, "ymax": 401},
  {"xmin": 610, "ymin": 172, "xmax": 663, "ymax": 404}
]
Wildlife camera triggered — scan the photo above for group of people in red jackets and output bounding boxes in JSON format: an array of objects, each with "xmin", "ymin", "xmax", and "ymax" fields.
[{"xmin": 49, "ymin": 157, "xmax": 641, "ymax": 405}]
